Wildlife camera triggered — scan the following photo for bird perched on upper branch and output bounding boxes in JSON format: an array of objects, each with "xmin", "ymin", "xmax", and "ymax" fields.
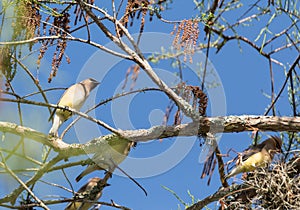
[
  {"xmin": 65, "ymin": 177, "xmax": 109, "ymax": 210},
  {"xmin": 225, "ymin": 136, "xmax": 282, "ymax": 179},
  {"xmin": 49, "ymin": 78, "xmax": 100, "ymax": 137}
]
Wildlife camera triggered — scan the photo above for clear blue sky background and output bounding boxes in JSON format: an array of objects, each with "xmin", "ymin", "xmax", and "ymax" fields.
[{"xmin": 0, "ymin": 1, "xmax": 297, "ymax": 209}]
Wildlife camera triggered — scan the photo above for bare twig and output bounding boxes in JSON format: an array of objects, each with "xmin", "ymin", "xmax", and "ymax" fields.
[
  {"xmin": 12, "ymin": 55, "xmax": 51, "ymax": 114},
  {"xmin": 264, "ymin": 54, "xmax": 300, "ymax": 115},
  {"xmin": 0, "ymin": 36, "xmax": 132, "ymax": 60},
  {"xmin": 61, "ymin": 87, "xmax": 163, "ymax": 138},
  {"xmin": 75, "ymin": 0, "xmax": 199, "ymax": 121},
  {"xmin": 0, "ymin": 97, "xmax": 122, "ymax": 136},
  {"xmin": 186, "ymin": 183, "xmax": 251, "ymax": 210},
  {"xmin": 11, "ymin": 156, "xmax": 63, "ymax": 204}
]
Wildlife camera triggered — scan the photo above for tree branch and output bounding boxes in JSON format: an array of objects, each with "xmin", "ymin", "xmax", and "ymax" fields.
[
  {"xmin": 0, "ymin": 98, "xmax": 122, "ymax": 136},
  {"xmin": 0, "ymin": 116, "xmax": 299, "ymax": 147},
  {"xmin": 75, "ymin": 0, "xmax": 199, "ymax": 121},
  {"xmin": 0, "ymin": 115, "xmax": 299, "ymax": 204},
  {"xmin": 0, "ymin": 152, "xmax": 49, "ymax": 209},
  {"xmin": 0, "ymin": 155, "xmax": 64, "ymax": 205},
  {"xmin": 186, "ymin": 184, "xmax": 251, "ymax": 210},
  {"xmin": 122, "ymin": 116, "xmax": 300, "ymax": 141},
  {"xmin": 0, "ymin": 36, "xmax": 132, "ymax": 60}
]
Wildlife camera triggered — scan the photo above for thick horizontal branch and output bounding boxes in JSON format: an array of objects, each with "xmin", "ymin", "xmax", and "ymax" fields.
[
  {"xmin": 0, "ymin": 121, "xmax": 113, "ymax": 157},
  {"xmin": 0, "ymin": 115, "xmax": 299, "ymax": 148},
  {"xmin": 123, "ymin": 115, "xmax": 300, "ymax": 142}
]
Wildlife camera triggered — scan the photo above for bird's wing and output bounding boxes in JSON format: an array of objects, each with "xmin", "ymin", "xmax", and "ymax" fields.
[
  {"xmin": 47, "ymin": 85, "xmax": 74, "ymax": 122},
  {"xmin": 241, "ymin": 143, "xmax": 265, "ymax": 162},
  {"xmin": 58, "ymin": 84, "xmax": 87, "ymax": 110},
  {"xmin": 76, "ymin": 182, "xmax": 92, "ymax": 193}
]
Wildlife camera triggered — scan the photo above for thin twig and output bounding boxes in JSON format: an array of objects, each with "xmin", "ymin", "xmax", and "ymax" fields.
[
  {"xmin": 0, "ymin": 36, "xmax": 132, "ymax": 60},
  {"xmin": 0, "ymin": 152, "xmax": 50, "ymax": 209},
  {"xmin": 268, "ymin": 58, "xmax": 276, "ymax": 116},
  {"xmin": 13, "ymin": 55, "xmax": 51, "ymax": 114},
  {"xmin": 76, "ymin": 0, "xmax": 198, "ymax": 121},
  {"xmin": 0, "ymin": 155, "xmax": 64, "ymax": 204},
  {"xmin": 61, "ymin": 87, "xmax": 163, "ymax": 138},
  {"xmin": 0, "ymin": 97, "xmax": 122, "ymax": 136},
  {"xmin": 0, "ymin": 148, "xmax": 42, "ymax": 166},
  {"xmin": 264, "ymin": 54, "xmax": 300, "ymax": 115}
]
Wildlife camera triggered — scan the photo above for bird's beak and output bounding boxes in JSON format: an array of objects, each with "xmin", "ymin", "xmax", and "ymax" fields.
[{"xmin": 92, "ymin": 81, "xmax": 100, "ymax": 88}]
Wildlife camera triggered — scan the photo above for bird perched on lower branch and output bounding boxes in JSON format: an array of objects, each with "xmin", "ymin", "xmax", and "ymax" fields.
[
  {"xmin": 225, "ymin": 136, "xmax": 282, "ymax": 179},
  {"xmin": 49, "ymin": 78, "xmax": 100, "ymax": 137},
  {"xmin": 76, "ymin": 136, "xmax": 135, "ymax": 182},
  {"xmin": 65, "ymin": 177, "xmax": 109, "ymax": 210}
]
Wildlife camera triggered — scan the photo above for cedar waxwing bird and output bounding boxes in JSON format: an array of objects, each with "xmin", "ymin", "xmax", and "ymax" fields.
[
  {"xmin": 65, "ymin": 177, "xmax": 109, "ymax": 210},
  {"xmin": 49, "ymin": 78, "xmax": 100, "ymax": 137},
  {"xmin": 76, "ymin": 138, "xmax": 135, "ymax": 182},
  {"xmin": 225, "ymin": 136, "xmax": 282, "ymax": 179}
]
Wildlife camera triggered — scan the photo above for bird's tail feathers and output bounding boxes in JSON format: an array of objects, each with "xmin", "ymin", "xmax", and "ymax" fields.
[
  {"xmin": 225, "ymin": 167, "xmax": 241, "ymax": 179},
  {"xmin": 75, "ymin": 173, "xmax": 84, "ymax": 183},
  {"xmin": 75, "ymin": 165, "xmax": 100, "ymax": 182},
  {"xmin": 76, "ymin": 169, "xmax": 89, "ymax": 182},
  {"xmin": 49, "ymin": 115, "xmax": 63, "ymax": 137}
]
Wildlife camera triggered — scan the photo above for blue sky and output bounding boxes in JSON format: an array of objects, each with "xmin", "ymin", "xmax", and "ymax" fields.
[{"xmin": 0, "ymin": 0, "xmax": 298, "ymax": 209}]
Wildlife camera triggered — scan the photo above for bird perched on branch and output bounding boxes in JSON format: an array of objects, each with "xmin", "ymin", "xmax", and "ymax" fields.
[
  {"xmin": 75, "ymin": 136, "xmax": 149, "ymax": 196},
  {"xmin": 49, "ymin": 78, "xmax": 100, "ymax": 137},
  {"xmin": 225, "ymin": 136, "xmax": 282, "ymax": 179},
  {"xmin": 65, "ymin": 177, "xmax": 109, "ymax": 210},
  {"xmin": 76, "ymin": 136, "xmax": 135, "ymax": 182}
]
